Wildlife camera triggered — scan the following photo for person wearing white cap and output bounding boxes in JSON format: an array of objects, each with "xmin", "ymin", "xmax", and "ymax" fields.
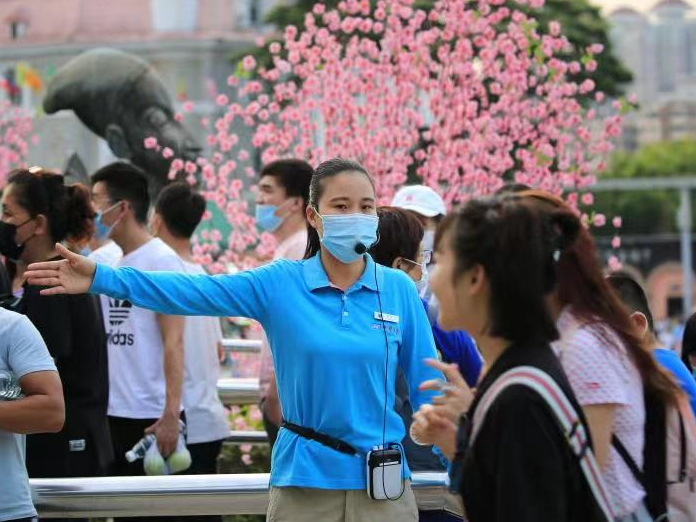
[{"xmin": 391, "ymin": 185, "xmax": 446, "ymax": 299}]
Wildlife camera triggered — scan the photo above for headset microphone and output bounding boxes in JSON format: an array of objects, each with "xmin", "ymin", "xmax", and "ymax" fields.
[{"xmin": 354, "ymin": 242, "xmax": 367, "ymax": 255}]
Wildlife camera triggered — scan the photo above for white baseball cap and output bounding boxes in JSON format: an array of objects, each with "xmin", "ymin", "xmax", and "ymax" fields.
[{"xmin": 391, "ymin": 185, "xmax": 446, "ymax": 218}]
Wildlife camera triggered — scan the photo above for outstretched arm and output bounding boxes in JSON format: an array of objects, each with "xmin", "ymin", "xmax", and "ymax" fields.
[{"xmin": 26, "ymin": 243, "xmax": 273, "ymax": 322}]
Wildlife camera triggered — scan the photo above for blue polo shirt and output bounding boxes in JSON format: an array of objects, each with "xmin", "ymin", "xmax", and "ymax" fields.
[
  {"xmin": 654, "ymin": 347, "xmax": 696, "ymax": 416},
  {"xmin": 90, "ymin": 253, "xmax": 442, "ymax": 490}
]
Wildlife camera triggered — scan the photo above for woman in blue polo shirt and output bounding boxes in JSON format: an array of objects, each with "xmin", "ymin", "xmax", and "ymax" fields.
[{"xmin": 26, "ymin": 158, "xmax": 442, "ymax": 522}]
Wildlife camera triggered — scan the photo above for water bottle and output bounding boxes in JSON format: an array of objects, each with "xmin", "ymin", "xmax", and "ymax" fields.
[
  {"xmin": 0, "ymin": 370, "xmax": 21, "ymax": 401},
  {"xmin": 125, "ymin": 433, "xmax": 157, "ymax": 463}
]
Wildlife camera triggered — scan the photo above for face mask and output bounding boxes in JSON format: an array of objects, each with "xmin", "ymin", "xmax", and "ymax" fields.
[
  {"xmin": 255, "ymin": 204, "xmax": 283, "ymax": 232},
  {"xmin": 415, "ymin": 264, "xmax": 429, "ymax": 294},
  {"xmin": 94, "ymin": 201, "xmax": 122, "ymax": 241},
  {"xmin": 316, "ymin": 211, "xmax": 379, "ymax": 264},
  {"xmin": 0, "ymin": 219, "xmax": 32, "ymax": 262},
  {"xmin": 422, "ymin": 230, "xmax": 435, "ymax": 255}
]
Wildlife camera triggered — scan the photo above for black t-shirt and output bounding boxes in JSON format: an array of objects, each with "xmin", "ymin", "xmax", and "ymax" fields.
[
  {"xmin": 18, "ymin": 280, "xmax": 113, "ymax": 476},
  {"xmin": 459, "ymin": 343, "xmax": 602, "ymax": 522}
]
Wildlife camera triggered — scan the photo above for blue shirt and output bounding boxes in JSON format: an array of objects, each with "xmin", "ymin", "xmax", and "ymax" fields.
[
  {"xmin": 90, "ymin": 253, "xmax": 443, "ymax": 490},
  {"xmin": 424, "ymin": 299, "xmax": 482, "ymax": 388},
  {"xmin": 654, "ymin": 347, "xmax": 696, "ymax": 416},
  {"xmin": 0, "ymin": 308, "xmax": 56, "ymax": 522}
]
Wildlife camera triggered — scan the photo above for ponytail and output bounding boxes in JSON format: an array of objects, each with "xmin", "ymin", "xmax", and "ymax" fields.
[{"xmin": 6, "ymin": 169, "xmax": 95, "ymax": 246}]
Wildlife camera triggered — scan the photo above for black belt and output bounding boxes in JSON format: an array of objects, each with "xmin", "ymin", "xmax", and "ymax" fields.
[{"xmin": 282, "ymin": 420, "xmax": 358, "ymax": 456}]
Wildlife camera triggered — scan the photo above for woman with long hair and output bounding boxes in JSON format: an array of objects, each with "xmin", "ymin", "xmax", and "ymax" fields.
[{"xmin": 518, "ymin": 189, "xmax": 682, "ymax": 521}]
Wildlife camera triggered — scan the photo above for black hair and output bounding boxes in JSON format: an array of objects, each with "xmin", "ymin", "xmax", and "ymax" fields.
[
  {"xmin": 155, "ymin": 182, "xmax": 206, "ymax": 239},
  {"xmin": 260, "ymin": 159, "xmax": 314, "ymax": 208},
  {"xmin": 438, "ymin": 196, "xmax": 579, "ymax": 347},
  {"xmin": 7, "ymin": 168, "xmax": 95, "ymax": 244},
  {"xmin": 606, "ymin": 272, "xmax": 654, "ymax": 332},
  {"xmin": 495, "ymin": 182, "xmax": 532, "ymax": 196},
  {"xmin": 682, "ymin": 313, "xmax": 696, "ymax": 373},
  {"xmin": 91, "ymin": 162, "xmax": 150, "ymax": 224},
  {"xmin": 303, "ymin": 158, "xmax": 375, "ymax": 259},
  {"xmin": 370, "ymin": 207, "xmax": 424, "ymax": 267}
]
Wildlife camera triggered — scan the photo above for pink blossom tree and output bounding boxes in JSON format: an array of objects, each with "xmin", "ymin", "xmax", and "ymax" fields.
[
  {"xmin": 0, "ymin": 101, "xmax": 35, "ymax": 186},
  {"xmin": 167, "ymin": 0, "xmax": 623, "ymax": 268}
]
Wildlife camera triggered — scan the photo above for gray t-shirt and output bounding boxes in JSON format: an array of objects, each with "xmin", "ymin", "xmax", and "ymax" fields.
[{"xmin": 0, "ymin": 308, "xmax": 57, "ymax": 522}]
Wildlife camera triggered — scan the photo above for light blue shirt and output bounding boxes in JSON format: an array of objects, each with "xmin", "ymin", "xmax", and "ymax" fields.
[
  {"xmin": 0, "ymin": 308, "xmax": 57, "ymax": 522},
  {"xmin": 90, "ymin": 253, "xmax": 442, "ymax": 489}
]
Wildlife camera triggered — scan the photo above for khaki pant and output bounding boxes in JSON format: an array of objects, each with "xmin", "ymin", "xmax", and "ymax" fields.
[{"xmin": 267, "ymin": 481, "xmax": 418, "ymax": 522}]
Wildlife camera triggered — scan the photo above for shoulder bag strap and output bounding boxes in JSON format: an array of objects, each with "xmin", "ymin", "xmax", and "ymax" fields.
[{"xmin": 471, "ymin": 366, "xmax": 615, "ymax": 522}]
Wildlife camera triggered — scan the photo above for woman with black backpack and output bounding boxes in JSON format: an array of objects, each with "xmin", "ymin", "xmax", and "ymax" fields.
[{"xmin": 412, "ymin": 195, "xmax": 614, "ymax": 522}]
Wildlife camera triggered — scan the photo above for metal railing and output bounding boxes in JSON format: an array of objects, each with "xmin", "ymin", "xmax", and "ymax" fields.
[
  {"xmin": 32, "ymin": 473, "xmax": 462, "ymax": 518},
  {"xmin": 227, "ymin": 430, "xmax": 268, "ymax": 444},
  {"xmin": 217, "ymin": 377, "xmax": 259, "ymax": 404},
  {"xmin": 221, "ymin": 339, "xmax": 262, "ymax": 353}
]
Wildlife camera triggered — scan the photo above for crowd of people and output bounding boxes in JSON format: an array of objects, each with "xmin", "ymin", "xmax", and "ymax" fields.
[{"xmin": 1, "ymin": 157, "xmax": 696, "ymax": 522}]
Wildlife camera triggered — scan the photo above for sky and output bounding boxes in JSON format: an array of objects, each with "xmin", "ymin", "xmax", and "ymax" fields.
[{"xmin": 594, "ymin": 0, "xmax": 696, "ymax": 13}]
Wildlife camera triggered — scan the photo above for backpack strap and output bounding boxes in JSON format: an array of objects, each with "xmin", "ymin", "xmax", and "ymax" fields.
[
  {"xmin": 667, "ymin": 411, "xmax": 687, "ymax": 485},
  {"xmin": 611, "ymin": 435, "xmax": 646, "ymax": 487},
  {"xmin": 471, "ymin": 366, "xmax": 615, "ymax": 522}
]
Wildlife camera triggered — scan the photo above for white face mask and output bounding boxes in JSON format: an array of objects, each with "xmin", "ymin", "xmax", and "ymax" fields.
[
  {"xmin": 415, "ymin": 264, "xmax": 429, "ymax": 294},
  {"xmin": 422, "ymin": 230, "xmax": 435, "ymax": 255}
]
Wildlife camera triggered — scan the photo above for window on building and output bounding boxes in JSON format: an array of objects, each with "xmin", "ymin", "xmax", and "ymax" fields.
[
  {"xmin": 9, "ymin": 21, "xmax": 27, "ymax": 40},
  {"xmin": 237, "ymin": 0, "xmax": 260, "ymax": 28}
]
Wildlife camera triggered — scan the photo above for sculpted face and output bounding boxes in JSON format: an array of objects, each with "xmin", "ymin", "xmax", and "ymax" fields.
[
  {"xmin": 117, "ymin": 73, "xmax": 202, "ymax": 191},
  {"xmin": 43, "ymin": 48, "xmax": 202, "ymax": 196}
]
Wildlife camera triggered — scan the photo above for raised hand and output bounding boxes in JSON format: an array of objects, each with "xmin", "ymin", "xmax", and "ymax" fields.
[
  {"xmin": 24, "ymin": 243, "xmax": 97, "ymax": 296},
  {"xmin": 419, "ymin": 359, "xmax": 474, "ymax": 425}
]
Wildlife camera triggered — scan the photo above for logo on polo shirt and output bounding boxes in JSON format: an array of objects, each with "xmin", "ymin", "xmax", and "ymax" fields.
[{"xmin": 108, "ymin": 298, "xmax": 132, "ymax": 326}]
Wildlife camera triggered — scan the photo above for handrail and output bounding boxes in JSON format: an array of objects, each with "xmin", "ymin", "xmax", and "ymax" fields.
[
  {"xmin": 221, "ymin": 339, "xmax": 262, "ymax": 353},
  {"xmin": 32, "ymin": 472, "xmax": 463, "ymax": 518},
  {"xmin": 217, "ymin": 377, "xmax": 259, "ymax": 405},
  {"xmin": 227, "ymin": 430, "xmax": 268, "ymax": 444}
]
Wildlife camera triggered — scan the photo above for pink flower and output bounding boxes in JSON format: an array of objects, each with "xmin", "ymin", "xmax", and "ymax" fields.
[
  {"xmin": 612, "ymin": 216, "xmax": 622, "ymax": 229},
  {"xmin": 627, "ymin": 93, "xmax": 638, "ymax": 105},
  {"xmin": 174, "ymin": 113, "xmax": 183, "ymax": 122},
  {"xmin": 182, "ymin": 101, "xmax": 194, "ymax": 113},
  {"xmin": 589, "ymin": 43, "xmax": 604, "ymax": 55},
  {"xmin": 269, "ymin": 42, "xmax": 282, "ymax": 54},
  {"xmin": 611, "ymin": 235, "xmax": 621, "ymax": 249},
  {"xmin": 608, "ymin": 255, "xmax": 622, "ymax": 272},
  {"xmin": 171, "ymin": 159, "xmax": 184, "ymax": 172},
  {"xmin": 549, "ymin": 21, "xmax": 561, "ymax": 37},
  {"xmin": 216, "ymin": 94, "xmax": 229, "ymax": 106},
  {"xmin": 581, "ymin": 193, "xmax": 593, "ymax": 206},
  {"xmin": 185, "ymin": 161, "xmax": 197, "ymax": 175},
  {"xmin": 593, "ymin": 213, "xmax": 606, "ymax": 227},
  {"xmin": 243, "ymin": 55, "xmax": 257, "ymax": 72},
  {"xmin": 162, "ymin": 147, "xmax": 174, "ymax": 159},
  {"xmin": 143, "ymin": 137, "xmax": 158, "ymax": 149}
]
